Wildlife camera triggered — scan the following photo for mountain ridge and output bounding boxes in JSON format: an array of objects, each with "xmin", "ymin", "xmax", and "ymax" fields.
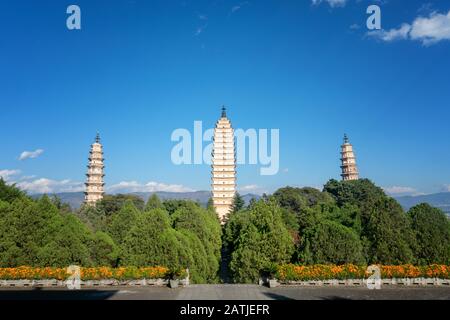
[
  {"xmin": 394, "ymin": 192, "xmax": 450, "ymax": 215},
  {"xmin": 32, "ymin": 191, "xmax": 260, "ymax": 210}
]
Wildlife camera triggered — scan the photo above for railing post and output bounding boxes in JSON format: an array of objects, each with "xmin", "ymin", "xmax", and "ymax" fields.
[{"xmin": 185, "ymin": 268, "xmax": 190, "ymax": 286}]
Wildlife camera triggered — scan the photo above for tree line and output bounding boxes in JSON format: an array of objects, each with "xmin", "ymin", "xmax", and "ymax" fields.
[
  {"xmin": 1, "ymin": 178, "xmax": 449, "ymax": 284},
  {"xmin": 224, "ymin": 179, "xmax": 450, "ymax": 282},
  {"xmin": 0, "ymin": 180, "xmax": 221, "ymax": 283}
]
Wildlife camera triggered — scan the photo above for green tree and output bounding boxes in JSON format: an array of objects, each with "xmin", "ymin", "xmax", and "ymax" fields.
[
  {"xmin": 108, "ymin": 200, "xmax": 141, "ymax": 245},
  {"xmin": 326, "ymin": 203, "xmax": 362, "ymax": 235},
  {"xmin": 231, "ymin": 193, "xmax": 245, "ymax": 213},
  {"xmin": 207, "ymin": 197, "xmax": 214, "ymax": 211},
  {"xmin": 91, "ymin": 231, "xmax": 120, "ymax": 267},
  {"xmin": 298, "ymin": 220, "xmax": 365, "ymax": 265},
  {"xmin": 225, "ymin": 199, "xmax": 294, "ymax": 283},
  {"xmin": 248, "ymin": 198, "xmax": 257, "ymax": 209},
  {"xmin": 273, "ymin": 186, "xmax": 334, "ymax": 215},
  {"xmin": 365, "ymin": 198, "xmax": 414, "ymax": 264},
  {"xmin": 77, "ymin": 204, "xmax": 108, "ymax": 232},
  {"xmin": 323, "ymin": 179, "xmax": 414, "ymax": 265},
  {"xmin": 323, "ymin": 179, "xmax": 385, "ymax": 212},
  {"xmin": 280, "ymin": 208, "xmax": 300, "ymax": 234},
  {"xmin": 172, "ymin": 204, "xmax": 222, "ymax": 282},
  {"xmin": 97, "ymin": 194, "xmax": 145, "ymax": 215},
  {"xmin": 173, "ymin": 229, "xmax": 209, "ymax": 283},
  {"xmin": 163, "ymin": 199, "xmax": 201, "ymax": 215},
  {"xmin": 408, "ymin": 203, "xmax": 450, "ymax": 265},
  {"xmin": 38, "ymin": 214, "xmax": 93, "ymax": 267},
  {"xmin": 145, "ymin": 194, "xmax": 163, "ymax": 211},
  {"xmin": 49, "ymin": 195, "xmax": 72, "ymax": 215},
  {"xmin": 121, "ymin": 209, "xmax": 183, "ymax": 268},
  {"xmin": 0, "ymin": 179, "xmax": 26, "ymax": 203},
  {"xmin": 0, "ymin": 195, "xmax": 96, "ymax": 267}
]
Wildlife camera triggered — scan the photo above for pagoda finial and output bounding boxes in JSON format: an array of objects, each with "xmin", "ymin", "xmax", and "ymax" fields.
[
  {"xmin": 344, "ymin": 133, "xmax": 349, "ymax": 144},
  {"xmin": 221, "ymin": 106, "xmax": 227, "ymax": 118},
  {"xmin": 96, "ymin": 132, "xmax": 101, "ymax": 143}
]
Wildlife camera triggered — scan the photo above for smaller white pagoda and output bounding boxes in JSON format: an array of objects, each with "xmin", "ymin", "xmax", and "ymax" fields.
[
  {"xmin": 84, "ymin": 133, "xmax": 105, "ymax": 204},
  {"xmin": 340, "ymin": 134, "xmax": 359, "ymax": 181}
]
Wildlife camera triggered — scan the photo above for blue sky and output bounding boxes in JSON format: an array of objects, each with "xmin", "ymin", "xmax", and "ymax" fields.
[{"xmin": 1, "ymin": 0, "xmax": 449, "ymax": 196}]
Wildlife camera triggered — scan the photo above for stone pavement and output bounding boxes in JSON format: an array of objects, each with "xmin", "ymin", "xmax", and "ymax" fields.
[
  {"xmin": 176, "ymin": 285, "xmax": 272, "ymax": 300},
  {"xmin": 1, "ymin": 285, "xmax": 450, "ymax": 300}
]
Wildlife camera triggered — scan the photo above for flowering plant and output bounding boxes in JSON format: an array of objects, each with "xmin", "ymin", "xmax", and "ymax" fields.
[
  {"xmin": 276, "ymin": 264, "xmax": 450, "ymax": 281},
  {"xmin": 0, "ymin": 266, "xmax": 170, "ymax": 281},
  {"xmin": 168, "ymin": 267, "xmax": 187, "ymax": 280}
]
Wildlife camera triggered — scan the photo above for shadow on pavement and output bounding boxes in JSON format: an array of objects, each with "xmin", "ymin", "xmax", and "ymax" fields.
[
  {"xmin": 319, "ymin": 296, "xmax": 353, "ymax": 301},
  {"xmin": 262, "ymin": 292, "xmax": 295, "ymax": 301},
  {"xmin": 0, "ymin": 288, "xmax": 118, "ymax": 300}
]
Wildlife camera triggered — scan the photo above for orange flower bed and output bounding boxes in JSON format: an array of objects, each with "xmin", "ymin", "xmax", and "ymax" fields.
[
  {"xmin": 0, "ymin": 266, "xmax": 169, "ymax": 281},
  {"xmin": 276, "ymin": 264, "xmax": 450, "ymax": 281}
]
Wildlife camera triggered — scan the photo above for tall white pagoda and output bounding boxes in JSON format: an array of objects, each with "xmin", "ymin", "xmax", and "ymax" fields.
[
  {"xmin": 84, "ymin": 133, "xmax": 105, "ymax": 205},
  {"xmin": 340, "ymin": 134, "xmax": 359, "ymax": 181},
  {"xmin": 212, "ymin": 107, "xmax": 236, "ymax": 223}
]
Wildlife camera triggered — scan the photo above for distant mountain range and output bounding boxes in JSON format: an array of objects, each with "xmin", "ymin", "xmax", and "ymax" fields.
[
  {"xmin": 32, "ymin": 191, "xmax": 261, "ymax": 210},
  {"xmin": 395, "ymin": 192, "xmax": 450, "ymax": 215},
  {"xmin": 32, "ymin": 190, "xmax": 450, "ymax": 217}
]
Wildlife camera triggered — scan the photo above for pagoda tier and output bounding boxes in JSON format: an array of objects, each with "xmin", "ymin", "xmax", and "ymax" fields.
[
  {"xmin": 340, "ymin": 134, "xmax": 359, "ymax": 181},
  {"xmin": 211, "ymin": 107, "xmax": 236, "ymax": 224},
  {"xmin": 84, "ymin": 133, "xmax": 105, "ymax": 205}
]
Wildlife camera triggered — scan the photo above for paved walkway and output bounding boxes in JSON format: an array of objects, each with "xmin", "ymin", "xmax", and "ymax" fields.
[
  {"xmin": 177, "ymin": 285, "xmax": 271, "ymax": 300},
  {"xmin": 1, "ymin": 285, "xmax": 450, "ymax": 300}
]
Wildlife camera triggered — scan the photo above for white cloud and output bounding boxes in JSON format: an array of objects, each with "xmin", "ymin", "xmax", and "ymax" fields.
[
  {"xmin": 19, "ymin": 149, "xmax": 44, "ymax": 161},
  {"xmin": 312, "ymin": 0, "xmax": 347, "ymax": 8},
  {"xmin": 0, "ymin": 169, "xmax": 21, "ymax": 182},
  {"xmin": 238, "ymin": 184, "xmax": 268, "ymax": 195},
  {"xmin": 418, "ymin": 3, "xmax": 434, "ymax": 15},
  {"xmin": 239, "ymin": 184, "xmax": 259, "ymax": 191},
  {"xmin": 194, "ymin": 12, "xmax": 208, "ymax": 36},
  {"xmin": 442, "ymin": 185, "xmax": 450, "ymax": 192},
  {"xmin": 369, "ymin": 23, "xmax": 411, "ymax": 41},
  {"xmin": 369, "ymin": 10, "xmax": 450, "ymax": 45},
  {"xmin": 107, "ymin": 181, "xmax": 195, "ymax": 194},
  {"xmin": 383, "ymin": 186, "xmax": 426, "ymax": 196},
  {"xmin": 17, "ymin": 175, "xmax": 37, "ymax": 181},
  {"xmin": 231, "ymin": 1, "xmax": 249, "ymax": 13},
  {"xmin": 410, "ymin": 11, "xmax": 450, "ymax": 44},
  {"xmin": 195, "ymin": 25, "xmax": 207, "ymax": 36},
  {"xmin": 16, "ymin": 178, "xmax": 84, "ymax": 194}
]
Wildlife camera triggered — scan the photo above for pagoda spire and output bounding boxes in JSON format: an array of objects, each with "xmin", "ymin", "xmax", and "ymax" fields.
[
  {"xmin": 343, "ymin": 133, "xmax": 349, "ymax": 144},
  {"xmin": 221, "ymin": 106, "xmax": 227, "ymax": 118},
  {"xmin": 84, "ymin": 133, "xmax": 105, "ymax": 205},
  {"xmin": 340, "ymin": 134, "xmax": 359, "ymax": 181}
]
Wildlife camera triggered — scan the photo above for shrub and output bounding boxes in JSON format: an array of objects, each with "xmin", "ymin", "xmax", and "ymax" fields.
[
  {"xmin": 298, "ymin": 220, "xmax": 365, "ymax": 265},
  {"xmin": 225, "ymin": 199, "xmax": 295, "ymax": 283}
]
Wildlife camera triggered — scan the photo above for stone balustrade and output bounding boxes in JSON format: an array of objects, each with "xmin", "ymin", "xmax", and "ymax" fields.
[
  {"xmin": 0, "ymin": 278, "xmax": 190, "ymax": 288},
  {"xmin": 273, "ymin": 278, "xmax": 450, "ymax": 287}
]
